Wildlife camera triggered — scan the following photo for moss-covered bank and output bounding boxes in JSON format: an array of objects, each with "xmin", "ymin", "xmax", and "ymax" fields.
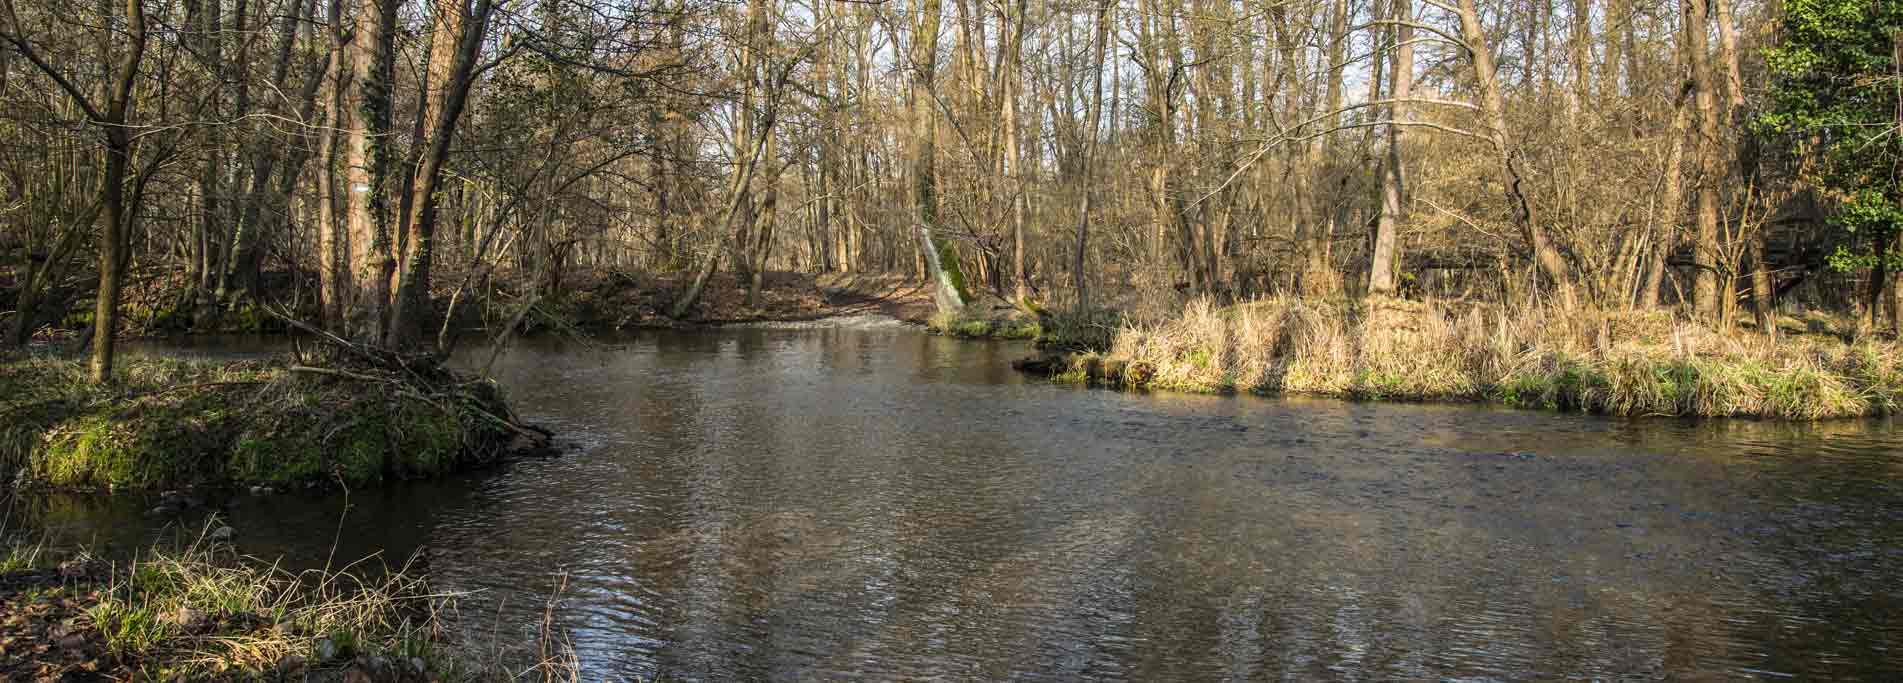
[
  {"xmin": 924, "ymin": 298, "xmax": 1125, "ymax": 349},
  {"xmin": 1017, "ymin": 297, "xmax": 1903, "ymax": 420},
  {"xmin": 0, "ymin": 352, "xmax": 529, "ymax": 491}
]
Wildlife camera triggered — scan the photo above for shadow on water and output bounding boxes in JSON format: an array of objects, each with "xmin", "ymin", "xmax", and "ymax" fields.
[{"xmin": 10, "ymin": 325, "xmax": 1903, "ymax": 679}]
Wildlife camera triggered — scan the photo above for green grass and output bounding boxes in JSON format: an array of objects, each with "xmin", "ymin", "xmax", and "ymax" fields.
[{"xmin": 1, "ymin": 537, "xmax": 45, "ymax": 572}]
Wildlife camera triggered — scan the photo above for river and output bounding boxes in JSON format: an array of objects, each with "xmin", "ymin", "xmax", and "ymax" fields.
[{"xmin": 11, "ymin": 322, "xmax": 1903, "ymax": 679}]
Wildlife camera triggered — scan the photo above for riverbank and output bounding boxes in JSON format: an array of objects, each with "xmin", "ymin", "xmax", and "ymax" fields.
[
  {"xmin": 1, "ymin": 529, "xmax": 573, "ymax": 680},
  {"xmin": 0, "ymin": 350, "xmax": 543, "ymax": 491},
  {"xmin": 2, "ymin": 266, "xmax": 945, "ymax": 343},
  {"xmin": 1017, "ymin": 296, "xmax": 1903, "ymax": 420}
]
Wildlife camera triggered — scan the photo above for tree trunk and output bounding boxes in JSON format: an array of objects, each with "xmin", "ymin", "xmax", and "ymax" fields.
[
  {"xmin": 1456, "ymin": 0, "xmax": 1574, "ymax": 308},
  {"xmin": 1004, "ymin": 0, "xmax": 1029, "ymax": 306},
  {"xmin": 314, "ymin": 0, "xmax": 351, "ymax": 329},
  {"xmin": 8, "ymin": 205, "xmax": 94, "ymax": 347},
  {"xmin": 1683, "ymin": 0, "xmax": 1722, "ymax": 319},
  {"xmin": 88, "ymin": 0, "xmax": 148, "ymax": 383},
  {"xmin": 1643, "ymin": 83, "xmax": 1694, "ymax": 309},
  {"xmin": 911, "ymin": 0, "xmax": 967, "ymax": 315},
  {"xmin": 341, "ymin": 0, "xmax": 399, "ymax": 342},
  {"xmin": 389, "ymin": 0, "xmax": 494, "ymax": 348},
  {"xmin": 1369, "ymin": 0, "xmax": 1412, "ymax": 296},
  {"xmin": 1073, "ymin": 0, "xmax": 1110, "ymax": 313}
]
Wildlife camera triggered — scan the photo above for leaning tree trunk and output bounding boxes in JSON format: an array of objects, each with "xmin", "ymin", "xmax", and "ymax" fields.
[
  {"xmin": 1457, "ymin": 0, "xmax": 1574, "ymax": 309},
  {"xmin": 1643, "ymin": 84, "xmax": 1693, "ymax": 309},
  {"xmin": 389, "ymin": 0, "xmax": 495, "ymax": 348},
  {"xmin": 80, "ymin": 0, "xmax": 147, "ymax": 383},
  {"xmin": 910, "ymin": 0, "xmax": 967, "ymax": 315}
]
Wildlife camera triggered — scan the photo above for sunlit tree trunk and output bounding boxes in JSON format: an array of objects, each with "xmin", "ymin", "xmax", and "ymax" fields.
[
  {"xmin": 1004, "ymin": 0, "xmax": 1029, "ymax": 306},
  {"xmin": 315, "ymin": 2, "xmax": 352, "ymax": 330},
  {"xmin": 1370, "ymin": 0, "xmax": 1412, "ymax": 296},
  {"xmin": 911, "ymin": 0, "xmax": 967, "ymax": 315},
  {"xmin": 1683, "ymin": 0, "xmax": 1722, "ymax": 319},
  {"xmin": 1643, "ymin": 86, "xmax": 1693, "ymax": 309},
  {"xmin": 1074, "ymin": 0, "xmax": 1110, "ymax": 312},
  {"xmin": 390, "ymin": 0, "xmax": 495, "ymax": 348},
  {"xmin": 341, "ymin": 0, "xmax": 400, "ymax": 341}
]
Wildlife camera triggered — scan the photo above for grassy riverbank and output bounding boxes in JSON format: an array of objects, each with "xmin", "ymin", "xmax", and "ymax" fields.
[
  {"xmin": 1028, "ymin": 297, "xmax": 1903, "ymax": 420},
  {"xmin": 1, "ymin": 530, "xmax": 574, "ymax": 680},
  {"xmin": 0, "ymin": 352, "xmax": 531, "ymax": 490}
]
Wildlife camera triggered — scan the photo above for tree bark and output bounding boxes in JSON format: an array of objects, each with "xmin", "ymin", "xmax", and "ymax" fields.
[
  {"xmin": 338, "ymin": 0, "xmax": 398, "ymax": 342},
  {"xmin": 1004, "ymin": 0, "xmax": 1029, "ymax": 306},
  {"xmin": 1073, "ymin": 0, "xmax": 1110, "ymax": 313},
  {"xmin": 1643, "ymin": 83, "xmax": 1694, "ymax": 309}
]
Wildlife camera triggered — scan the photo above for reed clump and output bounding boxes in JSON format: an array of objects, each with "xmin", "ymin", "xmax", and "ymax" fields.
[{"xmin": 1078, "ymin": 296, "xmax": 1903, "ymax": 420}]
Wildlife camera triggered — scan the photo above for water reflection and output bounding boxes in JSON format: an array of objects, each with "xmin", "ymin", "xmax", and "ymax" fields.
[{"xmin": 12, "ymin": 327, "xmax": 1902, "ymax": 679}]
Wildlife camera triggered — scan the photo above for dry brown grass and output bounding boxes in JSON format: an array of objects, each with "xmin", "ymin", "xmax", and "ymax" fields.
[{"xmin": 1090, "ymin": 296, "xmax": 1903, "ymax": 419}]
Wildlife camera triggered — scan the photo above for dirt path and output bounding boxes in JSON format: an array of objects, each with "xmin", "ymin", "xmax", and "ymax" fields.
[{"xmin": 812, "ymin": 273, "xmax": 935, "ymax": 324}]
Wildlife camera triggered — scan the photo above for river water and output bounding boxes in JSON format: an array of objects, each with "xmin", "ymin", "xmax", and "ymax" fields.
[{"xmin": 12, "ymin": 323, "xmax": 1903, "ymax": 679}]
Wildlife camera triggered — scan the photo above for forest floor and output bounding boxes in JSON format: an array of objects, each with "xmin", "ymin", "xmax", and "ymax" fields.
[
  {"xmin": 0, "ymin": 265, "xmax": 948, "ymax": 343},
  {"xmin": 555, "ymin": 269, "xmax": 941, "ymax": 330},
  {"xmin": 2, "ymin": 263, "xmax": 1046, "ymax": 342},
  {"xmin": 1015, "ymin": 296, "xmax": 1903, "ymax": 420},
  {"xmin": 0, "ymin": 532, "xmax": 572, "ymax": 681}
]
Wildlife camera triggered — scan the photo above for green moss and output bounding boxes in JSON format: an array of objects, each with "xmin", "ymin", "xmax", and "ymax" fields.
[
  {"xmin": 2, "ymin": 355, "xmax": 516, "ymax": 491},
  {"xmin": 929, "ymin": 311, "xmax": 1043, "ymax": 341},
  {"xmin": 933, "ymin": 238, "xmax": 971, "ymax": 304}
]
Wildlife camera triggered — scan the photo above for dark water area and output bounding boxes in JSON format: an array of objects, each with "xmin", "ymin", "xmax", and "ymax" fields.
[{"xmin": 10, "ymin": 324, "xmax": 1903, "ymax": 679}]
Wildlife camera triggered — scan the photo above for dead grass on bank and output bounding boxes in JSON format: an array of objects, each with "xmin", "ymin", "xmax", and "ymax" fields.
[
  {"xmin": 1091, "ymin": 296, "xmax": 1903, "ymax": 419},
  {"xmin": 2, "ymin": 519, "xmax": 580, "ymax": 681}
]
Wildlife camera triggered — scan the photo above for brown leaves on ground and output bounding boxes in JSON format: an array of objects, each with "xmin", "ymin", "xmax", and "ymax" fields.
[{"xmin": 0, "ymin": 569, "xmax": 130, "ymax": 682}]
